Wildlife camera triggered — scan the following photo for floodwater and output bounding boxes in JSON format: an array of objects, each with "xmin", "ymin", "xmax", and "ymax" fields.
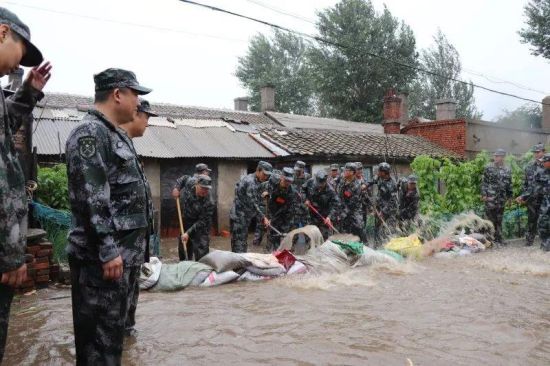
[{"xmin": 4, "ymin": 237, "xmax": 550, "ymax": 366}]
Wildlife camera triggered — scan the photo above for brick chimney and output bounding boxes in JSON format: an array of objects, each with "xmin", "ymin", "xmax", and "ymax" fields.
[
  {"xmin": 234, "ymin": 97, "xmax": 249, "ymax": 111},
  {"xmin": 398, "ymin": 92, "xmax": 409, "ymax": 124},
  {"xmin": 260, "ymin": 85, "xmax": 275, "ymax": 112},
  {"xmin": 543, "ymin": 96, "xmax": 550, "ymax": 130},
  {"xmin": 7, "ymin": 68, "xmax": 24, "ymax": 91},
  {"xmin": 383, "ymin": 89, "xmax": 402, "ymax": 134},
  {"xmin": 435, "ymin": 99, "xmax": 457, "ymax": 120}
]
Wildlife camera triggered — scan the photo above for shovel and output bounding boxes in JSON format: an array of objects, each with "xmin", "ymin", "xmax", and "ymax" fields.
[{"xmin": 176, "ymin": 198, "xmax": 188, "ymax": 261}]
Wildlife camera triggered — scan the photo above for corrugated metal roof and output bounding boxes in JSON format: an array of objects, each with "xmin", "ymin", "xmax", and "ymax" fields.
[
  {"xmin": 33, "ymin": 119, "xmax": 277, "ymax": 159},
  {"xmin": 266, "ymin": 111, "xmax": 384, "ymax": 133}
]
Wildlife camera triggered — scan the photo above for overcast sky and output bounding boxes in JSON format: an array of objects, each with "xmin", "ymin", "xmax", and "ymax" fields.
[{"xmin": 3, "ymin": 0, "xmax": 549, "ymax": 120}]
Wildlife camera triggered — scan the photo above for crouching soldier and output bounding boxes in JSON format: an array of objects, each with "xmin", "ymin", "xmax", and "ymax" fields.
[
  {"xmin": 337, "ymin": 163, "xmax": 364, "ymax": 240},
  {"xmin": 265, "ymin": 168, "xmax": 297, "ymax": 252},
  {"xmin": 180, "ymin": 175, "xmax": 215, "ymax": 260},
  {"xmin": 398, "ymin": 174, "xmax": 420, "ymax": 234},
  {"xmin": 303, "ymin": 170, "xmax": 340, "ymax": 240}
]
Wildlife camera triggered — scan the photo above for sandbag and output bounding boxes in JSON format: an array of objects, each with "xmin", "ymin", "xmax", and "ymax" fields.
[
  {"xmin": 287, "ymin": 260, "xmax": 308, "ymax": 275},
  {"xmin": 377, "ymin": 249, "xmax": 405, "ymax": 263},
  {"xmin": 241, "ymin": 252, "xmax": 285, "ymax": 270},
  {"xmin": 200, "ymin": 271, "xmax": 240, "ymax": 287},
  {"xmin": 274, "ymin": 250, "xmax": 296, "ymax": 270},
  {"xmin": 138, "ymin": 257, "xmax": 162, "ymax": 290},
  {"xmin": 278, "ymin": 225, "xmax": 324, "ymax": 254},
  {"xmin": 153, "ymin": 261, "xmax": 213, "ymax": 292},
  {"xmin": 199, "ymin": 250, "xmax": 250, "ymax": 272},
  {"xmin": 297, "ymin": 241, "xmax": 353, "ymax": 273},
  {"xmin": 245, "ymin": 265, "xmax": 286, "ymax": 277},
  {"xmin": 458, "ymin": 235, "xmax": 486, "ymax": 252},
  {"xmin": 189, "ymin": 270, "xmax": 211, "ymax": 287},
  {"xmin": 353, "ymin": 247, "xmax": 398, "ymax": 267},
  {"xmin": 238, "ymin": 271, "xmax": 272, "ymax": 282},
  {"xmin": 384, "ymin": 234, "xmax": 423, "ymax": 259}
]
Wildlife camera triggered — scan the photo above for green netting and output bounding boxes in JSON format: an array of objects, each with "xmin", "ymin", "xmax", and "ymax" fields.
[
  {"xmin": 331, "ymin": 240, "xmax": 365, "ymax": 255},
  {"xmin": 32, "ymin": 201, "xmax": 72, "ymax": 263}
]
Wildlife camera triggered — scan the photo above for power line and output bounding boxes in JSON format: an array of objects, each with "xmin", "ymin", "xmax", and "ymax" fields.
[
  {"xmin": 179, "ymin": 0, "xmax": 550, "ymax": 106},
  {"xmin": 244, "ymin": 0, "xmax": 317, "ymax": 25},
  {"xmin": 462, "ymin": 67, "xmax": 550, "ymax": 96},
  {"xmin": 6, "ymin": 1, "xmax": 248, "ymax": 44}
]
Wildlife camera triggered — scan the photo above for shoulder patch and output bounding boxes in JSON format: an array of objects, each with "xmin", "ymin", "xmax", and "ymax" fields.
[{"xmin": 78, "ymin": 136, "xmax": 97, "ymax": 159}]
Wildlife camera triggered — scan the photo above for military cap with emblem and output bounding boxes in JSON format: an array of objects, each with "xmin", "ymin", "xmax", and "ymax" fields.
[
  {"xmin": 138, "ymin": 99, "xmax": 158, "ymax": 117},
  {"xmin": 94, "ymin": 68, "xmax": 152, "ymax": 95},
  {"xmin": 531, "ymin": 143, "xmax": 545, "ymax": 152},
  {"xmin": 378, "ymin": 162, "xmax": 391, "ymax": 172},
  {"xmin": 355, "ymin": 162, "xmax": 363, "ymax": 170},
  {"xmin": 257, "ymin": 161, "xmax": 273, "ymax": 175},
  {"xmin": 294, "ymin": 161, "xmax": 306, "ymax": 170},
  {"xmin": 330, "ymin": 163, "xmax": 339, "ymax": 171},
  {"xmin": 195, "ymin": 163, "xmax": 212, "ymax": 173},
  {"xmin": 493, "ymin": 148, "xmax": 506, "ymax": 156},
  {"xmin": 282, "ymin": 167, "xmax": 295, "ymax": 182},
  {"xmin": 407, "ymin": 174, "xmax": 418, "ymax": 183},
  {"xmin": 344, "ymin": 162, "xmax": 357, "ymax": 172},
  {"xmin": 196, "ymin": 174, "xmax": 212, "ymax": 189},
  {"xmin": 0, "ymin": 7, "xmax": 43, "ymax": 66},
  {"xmin": 315, "ymin": 170, "xmax": 328, "ymax": 182}
]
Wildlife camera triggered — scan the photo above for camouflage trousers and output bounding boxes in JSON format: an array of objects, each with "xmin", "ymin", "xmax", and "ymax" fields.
[
  {"xmin": 69, "ymin": 258, "xmax": 140, "ymax": 366},
  {"xmin": 230, "ymin": 210, "xmax": 255, "ymax": 253},
  {"xmin": 374, "ymin": 211, "xmax": 397, "ymax": 247},
  {"xmin": 252, "ymin": 216, "xmax": 265, "ymax": 247},
  {"xmin": 339, "ymin": 212, "xmax": 364, "ymax": 242},
  {"xmin": 293, "ymin": 203, "xmax": 310, "ymax": 229},
  {"xmin": 0, "ymin": 284, "xmax": 14, "ymax": 364},
  {"xmin": 485, "ymin": 205, "xmax": 505, "ymax": 243},
  {"xmin": 178, "ymin": 220, "xmax": 210, "ymax": 261},
  {"xmin": 538, "ymin": 208, "xmax": 550, "ymax": 251},
  {"xmin": 124, "ymin": 268, "xmax": 140, "ymax": 336},
  {"xmin": 526, "ymin": 201, "xmax": 541, "ymax": 245}
]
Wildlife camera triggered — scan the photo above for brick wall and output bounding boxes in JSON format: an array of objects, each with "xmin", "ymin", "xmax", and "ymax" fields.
[{"xmin": 401, "ymin": 119, "xmax": 466, "ymax": 157}]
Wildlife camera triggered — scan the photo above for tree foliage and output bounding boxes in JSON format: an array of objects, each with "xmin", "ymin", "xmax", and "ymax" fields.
[
  {"xmin": 36, "ymin": 164, "xmax": 69, "ymax": 210},
  {"xmin": 408, "ymin": 30, "xmax": 481, "ymax": 120},
  {"xmin": 309, "ymin": 0, "xmax": 418, "ymax": 122},
  {"xmin": 519, "ymin": 0, "xmax": 550, "ymax": 59},
  {"xmin": 235, "ymin": 30, "xmax": 316, "ymax": 115},
  {"xmin": 493, "ymin": 103, "xmax": 542, "ymax": 129}
]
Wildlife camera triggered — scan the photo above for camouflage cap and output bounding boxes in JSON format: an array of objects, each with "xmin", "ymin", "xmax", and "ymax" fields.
[
  {"xmin": 94, "ymin": 68, "xmax": 152, "ymax": 95},
  {"xmin": 137, "ymin": 99, "xmax": 158, "ymax": 117},
  {"xmin": 344, "ymin": 162, "xmax": 357, "ymax": 172},
  {"xmin": 407, "ymin": 174, "xmax": 418, "ymax": 183},
  {"xmin": 196, "ymin": 174, "xmax": 212, "ymax": 189},
  {"xmin": 330, "ymin": 163, "xmax": 339, "ymax": 171},
  {"xmin": 493, "ymin": 148, "xmax": 506, "ymax": 156},
  {"xmin": 0, "ymin": 7, "xmax": 43, "ymax": 67},
  {"xmin": 531, "ymin": 143, "xmax": 545, "ymax": 152},
  {"xmin": 294, "ymin": 161, "xmax": 306, "ymax": 170},
  {"xmin": 282, "ymin": 167, "xmax": 294, "ymax": 182},
  {"xmin": 541, "ymin": 153, "xmax": 550, "ymax": 162},
  {"xmin": 315, "ymin": 170, "xmax": 328, "ymax": 182},
  {"xmin": 270, "ymin": 169, "xmax": 282, "ymax": 184},
  {"xmin": 195, "ymin": 163, "xmax": 212, "ymax": 173},
  {"xmin": 355, "ymin": 162, "xmax": 363, "ymax": 170},
  {"xmin": 378, "ymin": 162, "xmax": 391, "ymax": 172},
  {"xmin": 257, "ymin": 161, "xmax": 273, "ymax": 175}
]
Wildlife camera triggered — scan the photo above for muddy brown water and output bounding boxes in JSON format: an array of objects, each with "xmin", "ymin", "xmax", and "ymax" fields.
[{"xmin": 4, "ymin": 237, "xmax": 550, "ymax": 366}]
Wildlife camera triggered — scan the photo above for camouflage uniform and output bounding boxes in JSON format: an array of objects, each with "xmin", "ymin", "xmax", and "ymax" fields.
[
  {"xmin": 292, "ymin": 172, "xmax": 311, "ymax": 228},
  {"xmin": 265, "ymin": 177, "xmax": 297, "ymax": 252},
  {"xmin": 230, "ymin": 163, "xmax": 271, "ymax": 253},
  {"xmin": 522, "ymin": 159, "xmax": 543, "ymax": 245},
  {"xmin": 374, "ymin": 177, "xmax": 399, "ymax": 243},
  {"xmin": 481, "ymin": 161, "xmax": 512, "ymax": 244},
  {"xmin": 337, "ymin": 178, "xmax": 363, "ymax": 239},
  {"xmin": 253, "ymin": 170, "xmax": 280, "ymax": 247},
  {"xmin": 66, "ymin": 103, "xmax": 153, "ymax": 364},
  {"xmin": 303, "ymin": 176, "xmax": 340, "ymax": 240},
  {"xmin": 0, "ymin": 81, "xmax": 43, "ymax": 362},
  {"xmin": 180, "ymin": 176, "xmax": 215, "ymax": 260},
  {"xmin": 398, "ymin": 177, "xmax": 420, "ymax": 228},
  {"xmin": 522, "ymin": 154, "xmax": 550, "ymax": 251}
]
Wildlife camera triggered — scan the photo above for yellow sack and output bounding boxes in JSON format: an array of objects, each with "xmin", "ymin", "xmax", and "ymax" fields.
[{"xmin": 384, "ymin": 234, "xmax": 423, "ymax": 259}]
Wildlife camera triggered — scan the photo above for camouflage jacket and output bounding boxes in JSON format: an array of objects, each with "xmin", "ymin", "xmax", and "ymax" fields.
[
  {"xmin": 375, "ymin": 177, "xmax": 398, "ymax": 217},
  {"xmin": 521, "ymin": 159, "xmax": 543, "ymax": 204},
  {"xmin": 523, "ymin": 167, "xmax": 549, "ymax": 211},
  {"xmin": 293, "ymin": 172, "xmax": 310, "ymax": 216},
  {"xmin": 0, "ymin": 83, "xmax": 43, "ymax": 273},
  {"xmin": 398, "ymin": 181, "xmax": 419, "ymax": 220},
  {"xmin": 267, "ymin": 183, "xmax": 297, "ymax": 221},
  {"xmin": 232, "ymin": 173, "xmax": 264, "ymax": 219},
  {"xmin": 303, "ymin": 178, "xmax": 340, "ymax": 220},
  {"xmin": 181, "ymin": 183, "xmax": 215, "ymax": 235},
  {"xmin": 174, "ymin": 174, "xmax": 197, "ymax": 191},
  {"xmin": 327, "ymin": 174, "xmax": 340, "ymax": 192},
  {"xmin": 481, "ymin": 162, "xmax": 512, "ymax": 207},
  {"xmin": 66, "ymin": 110, "xmax": 152, "ymax": 266},
  {"xmin": 337, "ymin": 178, "xmax": 362, "ymax": 219}
]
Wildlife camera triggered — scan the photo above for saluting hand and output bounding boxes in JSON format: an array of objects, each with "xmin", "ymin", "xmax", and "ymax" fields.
[{"xmin": 25, "ymin": 61, "xmax": 52, "ymax": 91}]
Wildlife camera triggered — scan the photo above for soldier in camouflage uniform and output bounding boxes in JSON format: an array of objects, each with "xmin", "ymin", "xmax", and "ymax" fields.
[
  {"xmin": 337, "ymin": 163, "xmax": 364, "ymax": 240},
  {"xmin": 230, "ymin": 161, "xmax": 273, "ymax": 253},
  {"xmin": 327, "ymin": 163, "xmax": 340, "ymax": 191},
  {"xmin": 253, "ymin": 169, "xmax": 281, "ymax": 247},
  {"xmin": 355, "ymin": 162, "xmax": 370, "ymax": 242},
  {"xmin": 119, "ymin": 99, "xmax": 157, "ymax": 338},
  {"xmin": 66, "ymin": 68, "xmax": 153, "ymax": 365},
  {"xmin": 373, "ymin": 162, "xmax": 399, "ymax": 245},
  {"xmin": 292, "ymin": 160, "xmax": 311, "ymax": 228},
  {"xmin": 171, "ymin": 163, "xmax": 212, "ymax": 199},
  {"xmin": 303, "ymin": 170, "xmax": 340, "ymax": 240},
  {"xmin": 0, "ymin": 7, "xmax": 47, "ymax": 363},
  {"xmin": 263, "ymin": 168, "xmax": 297, "ymax": 252},
  {"xmin": 398, "ymin": 174, "xmax": 420, "ymax": 234},
  {"xmin": 481, "ymin": 149, "xmax": 512, "ymax": 246},
  {"xmin": 516, "ymin": 144, "xmax": 545, "ymax": 246}
]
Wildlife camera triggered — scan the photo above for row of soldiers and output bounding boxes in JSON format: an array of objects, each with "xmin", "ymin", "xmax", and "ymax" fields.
[
  {"xmin": 481, "ymin": 145, "xmax": 550, "ymax": 251},
  {"xmin": 228, "ymin": 160, "xmax": 420, "ymax": 254}
]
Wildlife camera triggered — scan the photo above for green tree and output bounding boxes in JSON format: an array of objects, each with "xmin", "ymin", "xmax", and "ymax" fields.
[
  {"xmin": 408, "ymin": 30, "xmax": 481, "ymax": 120},
  {"xmin": 494, "ymin": 103, "xmax": 542, "ymax": 129},
  {"xmin": 519, "ymin": 0, "xmax": 550, "ymax": 59},
  {"xmin": 309, "ymin": 0, "xmax": 418, "ymax": 122},
  {"xmin": 235, "ymin": 30, "xmax": 316, "ymax": 114}
]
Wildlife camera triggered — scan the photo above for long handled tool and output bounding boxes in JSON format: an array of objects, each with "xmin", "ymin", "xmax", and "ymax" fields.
[
  {"xmin": 305, "ymin": 201, "xmax": 340, "ymax": 234},
  {"xmin": 176, "ymin": 198, "xmax": 188, "ymax": 260}
]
